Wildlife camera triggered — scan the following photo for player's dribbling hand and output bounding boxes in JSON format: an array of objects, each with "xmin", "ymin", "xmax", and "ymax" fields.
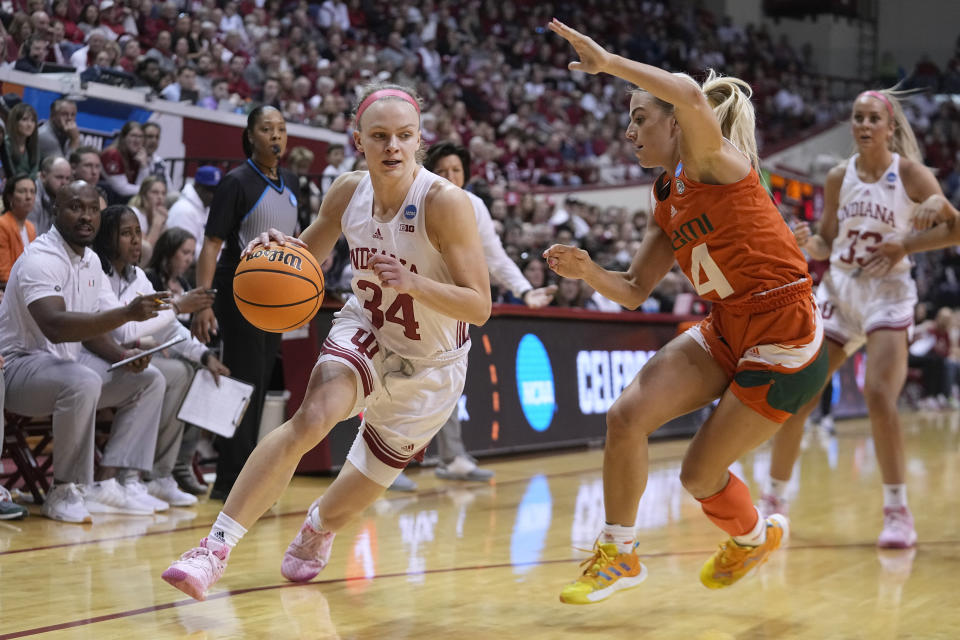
[
  {"xmin": 369, "ymin": 254, "xmax": 417, "ymax": 293},
  {"xmin": 860, "ymin": 237, "xmax": 905, "ymax": 277},
  {"xmin": 547, "ymin": 19, "xmax": 612, "ymax": 75},
  {"xmin": 241, "ymin": 227, "xmax": 308, "ymax": 257},
  {"xmin": 543, "ymin": 244, "xmax": 592, "ymax": 280},
  {"xmin": 524, "ymin": 285, "xmax": 558, "ymax": 308}
]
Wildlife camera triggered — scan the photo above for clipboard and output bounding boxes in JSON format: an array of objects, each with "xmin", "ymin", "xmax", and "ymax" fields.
[
  {"xmin": 108, "ymin": 336, "xmax": 186, "ymax": 370},
  {"xmin": 177, "ymin": 369, "xmax": 254, "ymax": 438}
]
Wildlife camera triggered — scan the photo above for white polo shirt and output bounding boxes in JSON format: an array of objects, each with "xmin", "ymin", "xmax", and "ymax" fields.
[{"xmin": 0, "ymin": 226, "xmax": 104, "ymax": 361}]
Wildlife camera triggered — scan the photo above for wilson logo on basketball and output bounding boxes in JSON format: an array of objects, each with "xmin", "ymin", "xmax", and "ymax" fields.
[{"xmin": 245, "ymin": 248, "xmax": 303, "ymax": 271}]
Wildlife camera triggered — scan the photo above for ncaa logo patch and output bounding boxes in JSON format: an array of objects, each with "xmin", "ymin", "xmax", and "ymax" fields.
[
  {"xmin": 403, "ymin": 204, "xmax": 417, "ymax": 220},
  {"xmin": 886, "ymin": 172, "xmax": 897, "ymax": 183},
  {"xmin": 675, "ymin": 179, "xmax": 685, "ymax": 194},
  {"xmin": 515, "ymin": 334, "xmax": 556, "ymax": 432}
]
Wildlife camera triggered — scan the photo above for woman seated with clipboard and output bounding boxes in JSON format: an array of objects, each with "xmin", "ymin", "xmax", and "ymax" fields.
[{"xmin": 90, "ymin": 205, "xmax": 230, "ymax": 508}]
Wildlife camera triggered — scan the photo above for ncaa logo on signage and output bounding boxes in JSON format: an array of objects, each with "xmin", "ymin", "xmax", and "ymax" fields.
[{"xmin": 515, "ymin": 334, "xmax": 556, "ymax": 432}]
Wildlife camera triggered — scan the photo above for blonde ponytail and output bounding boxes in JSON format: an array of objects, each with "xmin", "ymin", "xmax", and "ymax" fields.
[{"xmin": 701, "ymin": 70, "xmax": 760, "ymax": 173}]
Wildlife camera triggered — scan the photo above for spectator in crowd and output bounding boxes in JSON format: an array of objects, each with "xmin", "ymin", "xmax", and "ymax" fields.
[
  {"xmin": 140, "ymin": 122, "xmax": 168, "ymax": 182},
  {"xmin": 76, "ymin": 3, "xmax": 102, "ymax": 39},
  {"xmin": 287, "ymin": 146, "xmax": 320, "ymax": 230},
  {"xmin": 127, "ymin": 175, "xmax": 168, "ymax": 265},
  {"xmin": 167, "ymin": 165, "xmax": 221, "ymax": 260},
  {"xmin": 28, "ymin": 155, "xmax": 72, "ymax": 234},
  {"xmin": 552, "ymin": 277, "xmax": 590, "ymax": 308},
  {"xmin": 69, "ymin": 144, "xmax": 102, "ymax": 184},
  {"xmin": 1, "ymin": 102, "xmax": 40, "ymax": 180},
  {"xmin": 161, "ymin": 64, "xmax": 200, "ymax": 104},
  {"xmin": 92, "ymin": 204, "xmax": 225, "ymax": 507},
  {"xmin": 190, "ymin": 106, "xmax": 299, "ymax": 501},
  {"xmin": 319, "ymin": 143, "xmax": 346, "ymax": 199},
  {"xmin": 4, "ymin": 13, "xmax": 33, "ymax": 64},
  {"xmin": 135, "ymin": 56, "xmax": 164, "ymax": 93},
  {"xmin": 0, "ymin": 173, "xmax": 37, "ymax": 284},
  {"xmin": 144, "ymin": 30, "xmax": 176, "ymax": 74},
  {"xmin": 100, "ymin": 121, "xmax": 148, "ymax": 202},
  {"xmin": 199, "ymin": 77, "xmax": 240, "ymax": 112},
  {"xmin": 145, "ymin": 226, "xmax": 218, "ymax": 495},
  {"xmin": 37, "ymin": 97, "xmax": 80, "ymax": 163},
  {"xmin": 69, "ymin": 27, "xmax": 108, "ymax": 72},
  {"xmin": 0, "ymin": 181, "xmax": 166, "ymax": 523},
  {"xmin": 14, "ymin": 34, "xmax": 49, "ymax": 72}
]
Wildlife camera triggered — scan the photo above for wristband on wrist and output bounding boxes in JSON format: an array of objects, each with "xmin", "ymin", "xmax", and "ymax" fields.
[{"xmin": 201, "ymin": 350, "xmax": 212, "ymax": 366}]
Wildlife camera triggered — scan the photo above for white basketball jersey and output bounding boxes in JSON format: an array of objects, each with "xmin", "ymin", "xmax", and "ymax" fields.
[
  {"xmin": 830, "ymin": 153, "xmax": 914, "ymax": 275},
  {"xmin": 341, "ymin": 168, "xmax": 468, "ymax": 359}
]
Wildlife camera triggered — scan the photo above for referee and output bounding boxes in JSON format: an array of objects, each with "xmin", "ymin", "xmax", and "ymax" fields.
[{"xmin": 191, "ymin": 106, "xmax": 300, "ymax": 500}]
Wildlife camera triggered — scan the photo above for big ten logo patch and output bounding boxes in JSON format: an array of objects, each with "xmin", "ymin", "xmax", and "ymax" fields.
[{"xmin": 399, "ymin": 223, "xmax": 415, "ymax": 233}]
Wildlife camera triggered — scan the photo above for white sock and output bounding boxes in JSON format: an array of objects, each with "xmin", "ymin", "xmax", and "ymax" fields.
[
  {"xmin": 882, "ymin": 484, "xmax": 908, "ymax": 509},
  {"xmin": 600, "ymin": 523, "xmax": 636, "ymax": 554},
  {"xmin": 768, "ymin": 477, "xmax": 789, "ymax": 500},
  {"xmin": 733, "ymin": 507, "xmax": 767, "ymax": 547},
  {"xmin": 208, "ymin": 512, "xmax": 247, "ymax": 549},
  {"xmin": 307, "ymin": 503, "xmax": 327, "ymax": 532}
]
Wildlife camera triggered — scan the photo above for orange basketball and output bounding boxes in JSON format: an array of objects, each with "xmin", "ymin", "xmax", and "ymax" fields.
[{"xmin": 234, "ymin": 242, "xmax": 324, "ymax": 332}]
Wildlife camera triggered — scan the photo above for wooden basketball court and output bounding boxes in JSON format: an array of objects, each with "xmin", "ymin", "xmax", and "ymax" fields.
[{"xmin": 1, "ymin": 411, "xmax": 958, "ymax": 639}]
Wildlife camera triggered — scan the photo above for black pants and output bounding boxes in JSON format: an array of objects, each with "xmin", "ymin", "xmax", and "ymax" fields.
[{"xmin": 212, "ymin": 269, "xmax": 282, "ymax": 493}]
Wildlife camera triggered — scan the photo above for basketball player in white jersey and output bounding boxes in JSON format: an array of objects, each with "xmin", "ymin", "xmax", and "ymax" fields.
[
  {"xmin": 759, "ymin": 89, "xmax": 955, "ymax": 548},
  {"xmin": 161, "ymin": 83, "xmax": 491, "ymax": 600}
]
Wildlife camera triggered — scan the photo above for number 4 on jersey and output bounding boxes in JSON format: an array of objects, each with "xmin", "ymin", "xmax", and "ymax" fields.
[{"xmin": 689, "ymin": 243, "xmax": 734, "ymax": 299}]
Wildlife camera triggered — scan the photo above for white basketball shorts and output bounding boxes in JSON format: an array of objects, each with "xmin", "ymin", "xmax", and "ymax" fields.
[
  {"xmin": 317, "ymin": 302, "xmax": 468, "ymax": 487},
  {"xmin": 817, "ymin": 267, "xmax": 917, "ymax": 355}
]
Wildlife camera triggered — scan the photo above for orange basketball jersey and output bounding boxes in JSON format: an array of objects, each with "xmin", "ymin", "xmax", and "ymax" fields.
[{"xmin": 653, "ymin": 167, "xmax": 811, "ymax": 314}]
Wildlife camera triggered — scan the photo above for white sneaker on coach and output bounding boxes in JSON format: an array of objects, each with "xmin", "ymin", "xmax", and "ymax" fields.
[
  {"xmin": 147, "ymin": 476, "xmax": 198, "ymax": 507},
  {"xmin": 42, "ymin": 483, "xmax": 93, "ymax": 523},
  {"xmin": 81, "ymin": 478, "xmax": 154, "ymax": 515},
  {"xmin": 124, "ymin": 479, "xmax": 170, "ymax": 512}
]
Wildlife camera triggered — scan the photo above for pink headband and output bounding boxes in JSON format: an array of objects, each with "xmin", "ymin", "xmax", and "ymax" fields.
[
  {"xmin": 859, "ymin": 90, "xmax": 894, "ymax": 118},
  {"xmin": 355, "ymin": 89, "xmax": 420, "ymax": 124}
]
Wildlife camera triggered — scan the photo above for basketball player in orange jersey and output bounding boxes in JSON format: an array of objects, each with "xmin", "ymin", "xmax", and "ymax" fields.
[
  {"xmin": 543, "ymin": 19, "xmax": 828, "ymax": 603},
  {"xmin": 759, "ymin": 89, "xmax": 960, "ymax": 549},
  {"xmin": 161, "ymin": 82, "xmax": 491, "ymax": 600}
]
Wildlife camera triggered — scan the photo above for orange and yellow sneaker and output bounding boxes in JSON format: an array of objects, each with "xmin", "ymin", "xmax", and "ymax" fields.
[
  {"xmin": 559, "ymin": 540, "xmax": 648, "ymax": 605},
  {"xmin": 700, "ymin": 514, "xmax": 788, "ymax": 589}
]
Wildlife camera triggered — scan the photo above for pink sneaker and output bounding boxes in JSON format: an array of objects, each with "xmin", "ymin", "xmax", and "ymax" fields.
[
  {"xmin": 281, "ymin": 499, "xmax": 336, "ymax": 582},
  {"xmin": 161, "ymin": 537, "xmax": 229, "ymax": 600},
  {"xmin": 877, "ymin": 506, "xmax": 917, "ymax": 549},
  {"xmin": 758, "ymin": 493, "xmax": 789, "ymax": 519}
]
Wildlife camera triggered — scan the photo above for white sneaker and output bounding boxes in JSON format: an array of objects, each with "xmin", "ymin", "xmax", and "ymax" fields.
[
  {"xmin": 81, "ymin": 478, "xmax": 154, "ymax": 515},
  {"xmin": 42, "ymin": 483, "xmax": 93, "ymax": 523},
  {"xmin": 125, "ymin": 479, "xmax": 171, "ymax": 512},
  {"xmin": 435, "ymin": 455, "xmax": 495, "ymax": 481},
  {"xmin": 148, "ymin": 476, "xmax": 198, "ymax": 507}
]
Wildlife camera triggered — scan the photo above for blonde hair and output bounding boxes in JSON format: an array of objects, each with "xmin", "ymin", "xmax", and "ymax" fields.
[
  {"xmin": 855, "ymin": 88, "xmax": 923, "ymax": 164},
  {"xmin": 631, "ymin": 69, "xmax": 761, "ymax": 173}
]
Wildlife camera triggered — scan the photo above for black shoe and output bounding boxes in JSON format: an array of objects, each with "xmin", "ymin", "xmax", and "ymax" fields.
[
  {"xmin": 208, "ymin": 486, "xmax": 230, "ymax": 501},
  {"xmin": 172, "ymin": 465, "xmax": 209, "ymax": 496}
]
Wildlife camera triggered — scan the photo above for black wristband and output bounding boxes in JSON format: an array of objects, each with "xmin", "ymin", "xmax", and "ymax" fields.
[{"xmin": 201, "ymin": 350, "xmax": 213, "ymax": 366}]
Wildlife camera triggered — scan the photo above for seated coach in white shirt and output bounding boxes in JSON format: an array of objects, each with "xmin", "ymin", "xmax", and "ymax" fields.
[{"xmin": 0, "ymin": 181, "xmax": 167, "ymax": 524}]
